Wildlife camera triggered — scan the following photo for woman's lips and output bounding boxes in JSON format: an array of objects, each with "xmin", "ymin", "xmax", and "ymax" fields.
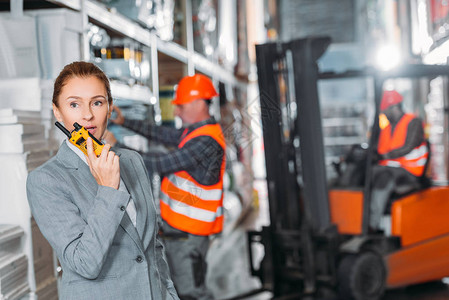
[{"xmin": 85, "ymin": 126, "xmax": 96, "ymax": 136}]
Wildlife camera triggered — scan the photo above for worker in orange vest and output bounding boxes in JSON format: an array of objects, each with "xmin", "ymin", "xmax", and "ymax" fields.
[
  {"xmin": 370, "ymin": 90, "xmax": 428, "ymax": 230},
  {"xmin": 107, "ymin": 74, "xmax": 225, "ymax": 300}
]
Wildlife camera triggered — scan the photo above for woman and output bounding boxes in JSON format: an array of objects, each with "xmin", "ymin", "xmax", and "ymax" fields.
[{"xmin": 26, "ymin": 61, "xmax": 179, "ymax": 300}]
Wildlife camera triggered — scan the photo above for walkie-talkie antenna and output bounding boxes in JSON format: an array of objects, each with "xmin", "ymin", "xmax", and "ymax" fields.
[
  {"xmin": 55, "ymin": 121, "xmax": 71, "ymax": 138},
  {"xmin": 73, "ymin": 122, "xmax": 82, "ymax": 131}
]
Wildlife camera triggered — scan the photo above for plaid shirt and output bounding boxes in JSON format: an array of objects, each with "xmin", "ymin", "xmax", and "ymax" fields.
[{"xmin": 122, "ymin": 117, "xmax": 224, "ymax": 186}]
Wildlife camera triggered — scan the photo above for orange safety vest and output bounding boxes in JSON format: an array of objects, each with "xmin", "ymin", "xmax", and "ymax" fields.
[
  {"xmin": 378, "ymin": 113, "xmax": 428, "ymax": 176},
  {"xmin": 160, "ymin": 123, "xmax": 226, "ymax": 236}
]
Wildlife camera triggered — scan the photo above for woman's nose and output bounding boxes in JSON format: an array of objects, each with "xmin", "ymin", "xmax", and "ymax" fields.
[{"xmin": 83, "ymin": 106, "xmax": 94, "ymax": 120}]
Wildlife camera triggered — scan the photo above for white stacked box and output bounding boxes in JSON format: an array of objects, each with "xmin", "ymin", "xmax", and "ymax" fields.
[
  {"xmin": 31, "ymin": 218, "xmax": 56, "ymax": 290},
  {"xmin": 26, "ymin": 8, "xmax": 83, "ymax": 80},
  {"xmin": 0, "ymin": 78, "xmax": 42, "ymax": 112},
  {"xmin": 0, "ymin": 109, "xmax": 48, "ymax": 154},
  {"xmin": 0, "ymin": 254, "xmax": 29, "ymax": 300},
  {"xmin": 0, "ymin": 226, "xmax": 23, "ymax": 260},
  {"xmin": 0, "ymin": 14, "xmax": 40, "ymax": 79},
  {"xmin": 40, "ymin": 79, "xmax": 66, "ymax": 147},
  {"xmin": 0, "ymin": 225, "xmax": 30, "ymax": 300}
]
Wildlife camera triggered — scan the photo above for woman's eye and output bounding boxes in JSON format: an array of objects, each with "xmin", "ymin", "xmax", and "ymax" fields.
[
  {"xmin": 70, "ymin": 102, "xmax": 78, "ymax": 108},
  {"xmin": 93, "ymin": 100, "xmax": 103, "ymax": 107}
]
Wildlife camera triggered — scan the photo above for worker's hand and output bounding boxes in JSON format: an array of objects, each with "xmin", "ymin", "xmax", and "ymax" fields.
[
  {"xmin": 86, "ymin": 137, "xmax": 120, "ymax": 189},
  {"xmin": 373, "ymin": 152, "xmax": 390, "ymax": 162},
  {"xmin": 372, "ymin": 151, "xmax": 382, "ymax": 162},
  {"xmin": 381, "ymin": 153, "xmax": 391, "ymax": 160},
  {"xmin": 109, "ymin": 105, "xmax": 125, "ymax": 125},
  {"xmin": 103, "ymin": 129, "xmax": 118, "ymax": 147}
]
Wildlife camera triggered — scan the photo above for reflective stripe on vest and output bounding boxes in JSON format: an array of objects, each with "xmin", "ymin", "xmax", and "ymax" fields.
[
  {"xmin": 160, "ymin": 192, "xmax": 223, "ymax": 222},
  {"xmin": 165, "ymin": 174, "xmax": 222, "ymax": 201},
  {"xmin": 160, "ymin": 123, "xmax": 226, "ymax": 236},
  {"xmin": 379, "ymin": 142, "xmax": 428, "ymax": 176},
  {"xmin": 378, "ymin": 114, "xmax": 428, "ymax": 176}
]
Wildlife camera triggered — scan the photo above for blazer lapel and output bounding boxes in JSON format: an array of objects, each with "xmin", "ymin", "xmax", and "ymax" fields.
[
  {"xmin": 56, "ymin": 142, "xmax": 98, "ymax": 198},
  {"xmin": 57, "ymin": 142, "xmax": 144, "ymax": 251},
  {"xmin": 118, "ymin": 151, "xmax": 148, "ymax": 240}
]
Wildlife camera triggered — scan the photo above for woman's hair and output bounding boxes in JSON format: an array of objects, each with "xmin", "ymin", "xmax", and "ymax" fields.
[{"xmin": 52, "ymin": 61, "xmax": 112, "ymax": 107}]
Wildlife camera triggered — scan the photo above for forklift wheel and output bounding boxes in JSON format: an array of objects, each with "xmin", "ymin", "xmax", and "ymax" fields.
[{"xmin": 337, "ymin": 252, "xmax": 386, "ymax": 300}]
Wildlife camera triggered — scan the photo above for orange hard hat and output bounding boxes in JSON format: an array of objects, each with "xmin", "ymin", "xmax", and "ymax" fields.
[
  {"xmin": 380, "ymin": 90, "xmax": 403, "ymax": 111},
  {"xmin": 172, "ymin": 74, "xmax": 218, "ymax": 105}
]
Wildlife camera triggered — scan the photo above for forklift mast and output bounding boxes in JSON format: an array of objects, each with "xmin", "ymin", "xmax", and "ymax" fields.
[
  {"xmin": 249, "ymin": 36, "xmax": 338, "ymax": 297},
  {"xmin": 256, "ymin": 36, "xmax": 332, "ymax": 234}
]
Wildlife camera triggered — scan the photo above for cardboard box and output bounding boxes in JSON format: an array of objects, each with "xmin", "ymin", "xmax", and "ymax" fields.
[
  {"xmin": 36, "ymin": 276, "xmax": 58, "ymax": 300},
  {"xmin": 0, "ymin": 225, "xmax": 24, "ymax": 259},
  {"xmin": 31, "ymin": 218, "xmax": 55, "ymax": 287}
]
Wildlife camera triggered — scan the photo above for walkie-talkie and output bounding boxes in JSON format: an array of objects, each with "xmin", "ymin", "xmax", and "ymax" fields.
[{"xmin": 55, "ymin": 122, "xmax": 104, "ymax": 157}]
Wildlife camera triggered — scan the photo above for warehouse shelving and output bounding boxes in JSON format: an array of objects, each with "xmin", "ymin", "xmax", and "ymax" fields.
[
  {"xmin": 47, "ymin": 0, "xmax": 246, "ymax": 88},
  {"xmin": 1, "ymin": 2, "xmax": 249, "ymax": 299},
  {"xmin": 110, "ymin": 80, "xmax": 155, "ymax": 104}
]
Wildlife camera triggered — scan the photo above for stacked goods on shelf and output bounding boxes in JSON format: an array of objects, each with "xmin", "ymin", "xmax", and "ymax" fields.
[
  {"xmin": 0, "ymin": 14, "xmax": 40, "ymax": 78},
  {"xmin": 41, "ymin": 79, "xmax": 66, "ymax": 147},
  {"xmin": 0, "ymin": 109, "xmax": 47, "ymax": 154},
  {"xmin": 35, "ymin": 276, "xmax": 58, "ymax": 300},
  {"xmin": 0, "ymin": 13, "xmax": 40, "ymax": 299},
  {"xmin": 98, "ymin": 0, "xmax": 175, "ymax": 41},
  {"xmin": 32, "ymin": 218, "xmax": 58, "ymax": 300},
  {"xmin": 25, "ymin": 8, "xmax": 83, "ymax": 80},
  {"xmin": 107, "ymin": 98, "xmax": 152, "ymax": 152},
  {"xmin": 0, "ymin": 107, "xmax": 58, "ymax": 299},
  {"xmin": 192, "ymin": 0, "xmax": 218, "ymax": 59},
  {"xmin": 90, "ymin": 34, "xmax": 151, "ymax": 86},
  {"xmin": 0, "ymin": 225, "xmax": 30, "ymax": 300},
  {"xmin": 0, "ymin": 109, "xmax": 56, "ymax": 171},
  {"xmin": 0, "ymin": 78, "xmax": 41, "ymax": 111},
  {"xmin": 159, "ymin": 85, "xmax": 176, "ymax": 126},
  {"xmin": 0, "ymin": 12, "xmax": 60, "ymax": 297}
]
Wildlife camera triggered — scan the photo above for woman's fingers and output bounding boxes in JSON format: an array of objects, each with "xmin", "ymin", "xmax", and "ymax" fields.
[
  {"xmin": 85, "ymin": 139, "xmax": 120, "ymax": 189},
  {"xmin": 86, "ymin": 137, "xmax": 96, "ymax": 162}
]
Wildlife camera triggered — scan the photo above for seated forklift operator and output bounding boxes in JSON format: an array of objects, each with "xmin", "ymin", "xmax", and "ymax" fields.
[{"xmin": 370, "ymin": 90, "xmax": 428, "ymax": 230}]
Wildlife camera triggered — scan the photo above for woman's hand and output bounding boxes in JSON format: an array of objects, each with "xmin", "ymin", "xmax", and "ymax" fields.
[
  {"xmin": 109, "ymin": 105, "xmax": 125, "ymax": 125},
  {"xmin": 86, "ymin": 137, "xmax": 120, "ymax": 189}
]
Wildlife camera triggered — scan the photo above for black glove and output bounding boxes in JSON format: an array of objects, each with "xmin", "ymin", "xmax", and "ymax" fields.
[{"xmin": 372, "ymin": 151, "xmax": 383, "ymax": 162}]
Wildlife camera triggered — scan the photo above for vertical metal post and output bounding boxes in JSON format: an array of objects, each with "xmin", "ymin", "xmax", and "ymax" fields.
[
  {"xmin": 10, "ymin": 0, "xmax": 23, "ymax": 18},
  {"xmin": 362, "ymin": 77, "xmax": 383, "ymax": 235},
  {"xmin": 80, "ymin": 0, "xmax": 90, "ymax": 61},
  {"xmin": 185, "ymin": 0, "xmax": 195, "ymax": 75},
  {"xmin": 151, "ymin": 32, "xmax": 161, "ymax": 125},
  {"xmin": 290, "ymin": 37, "xmax": 331, "ymax": 233},
  {"xmin": 398, "ymin": 0, "xmax": 414, "ymax": 62}
]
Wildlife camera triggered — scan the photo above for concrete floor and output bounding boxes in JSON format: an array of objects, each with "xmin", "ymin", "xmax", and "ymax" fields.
[{"xmin": 383, "ymin": 281, "xmax": 449, "ymax": 300}]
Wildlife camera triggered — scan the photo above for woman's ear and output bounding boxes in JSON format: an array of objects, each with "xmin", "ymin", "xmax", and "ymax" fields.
[
  {"xmin": 107, "ymin": 102, "xmax": 112, "ymax": 119},
  {"xmin": 53, "ymin": 103, "xmax": 63, "ymax": 123}
]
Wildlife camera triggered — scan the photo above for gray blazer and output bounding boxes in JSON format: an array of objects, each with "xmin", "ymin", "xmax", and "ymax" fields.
[{"xmin": 26, "ymin": 141, "xmax": 179, "ymax": 300}]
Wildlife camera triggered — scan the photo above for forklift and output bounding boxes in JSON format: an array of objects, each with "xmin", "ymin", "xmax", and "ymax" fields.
[{"xmin": 247, "ymin": 36, "xmax": 449, "ymax": 300}]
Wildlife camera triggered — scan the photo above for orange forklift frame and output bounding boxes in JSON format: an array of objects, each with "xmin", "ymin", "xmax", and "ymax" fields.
[{"xmin": 248, "ymin": 36, "xmax": 449, "ymax": 300}]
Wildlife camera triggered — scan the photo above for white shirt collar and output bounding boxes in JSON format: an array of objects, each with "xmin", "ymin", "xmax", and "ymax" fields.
[{"xmin": 65, "ymin": 139, "xmax": 88, "ymax": 165}]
